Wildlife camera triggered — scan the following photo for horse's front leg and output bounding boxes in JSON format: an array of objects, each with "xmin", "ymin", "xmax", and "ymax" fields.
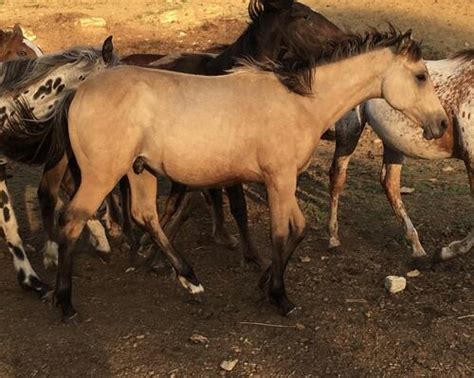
[
  {"xmin": 380, "ymin": 145, "xmax": 428, "ymax": 265},
  {"xmin": 328, "ymin": 109, "xmax": 366, "ymax": 250},
  {"xmin": 225, "ymin": 184, "xmax": 264, "ymax": 267},
  {"xmin": 0, "ymin": 163, "xmax": 50, "ymax": 296},
  {"xmin": 262, "ymin": 171, "xmax": 305, "ymax": 316},
  {"xmin": 437, "ymin": 158, "xmax": 474, "ymax": 260}
]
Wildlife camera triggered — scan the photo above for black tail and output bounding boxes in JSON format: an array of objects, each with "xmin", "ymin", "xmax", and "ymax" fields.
[{"xmin": 0, "ymin": 89, "xmax": 76, "ymax": 166}]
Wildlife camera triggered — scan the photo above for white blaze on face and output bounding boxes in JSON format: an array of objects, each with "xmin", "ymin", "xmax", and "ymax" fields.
[{"xmin": 22, "ymin": 38, "xmax": 43, "ymax": 57}]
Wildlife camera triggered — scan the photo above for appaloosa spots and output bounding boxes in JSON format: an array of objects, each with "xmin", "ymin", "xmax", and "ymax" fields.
[
  {"xmin": 52, "ymin": 77, "xmax": 62, "ymax": 89},
  {"xmin": 11, "ymin": 245, "xmax": 25, "ymax": 260},
  {"xmin": 33, "ymin": 78, "xmax": 53, "ymax": 100},
  {"xmin": 3, "ymin": 206, "xmax": 10, "ymax": 222}
]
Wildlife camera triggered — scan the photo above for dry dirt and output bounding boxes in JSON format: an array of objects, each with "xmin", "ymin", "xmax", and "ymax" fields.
[{"xmin": 0, "ymin": 0, "xmax": 473, "ymax": 376}]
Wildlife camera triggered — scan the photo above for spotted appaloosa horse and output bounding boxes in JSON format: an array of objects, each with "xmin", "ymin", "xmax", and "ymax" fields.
[
  {"xmin": 329, "ymin": 49, "xmax": 473, "ymax": 265},
  {"xmin": 0, "ymin": 24, "xmax": 48, "ymax": 295},
  {"xmin": 0, "ymin": 38, "xmax": 117, "ymax": 296}
]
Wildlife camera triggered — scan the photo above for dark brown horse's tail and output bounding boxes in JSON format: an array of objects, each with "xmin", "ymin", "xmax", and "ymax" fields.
[{"xmin": 0, "ymin": 89, "xmax": 77, "ymax": 166}]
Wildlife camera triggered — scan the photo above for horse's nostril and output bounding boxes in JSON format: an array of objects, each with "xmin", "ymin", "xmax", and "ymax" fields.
[{"xmin": 440, "ymin": 120, "xmax": 448, "ymax": 131}]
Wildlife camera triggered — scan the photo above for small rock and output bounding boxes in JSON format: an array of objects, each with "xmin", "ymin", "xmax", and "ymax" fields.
[
  {"xmin": 299, "ymin": 256, "xmax": 311, "ymax": 263},
  {"xmin": 384, "ymin": 276, "xmax": 406, "ymax": 293},
  {"xmin": 178, "ymin": 31, "xmax": 187, "ymax": 37},
  {"xmin": 295, "ymin": 323, "xmax": 305, "ymax": 330},
  {"xmin": 465, "ymin": 42, "xmax": 470, "ymax": 47},
  {"xmin": 159, "ymin": 10, "xmax": 179, "ymax": 24},
  {"xmin": 136, "ymin": 335, "xmax": 145, "ymax": 340},
  {"xmin": 400, "ymin": 186, "xmax": 415, "ymax": 194},
  {"xmin": 189, "ymin": 334, "xmax": 209, "ymax": 344},
  {"xmin": 428, "ymin": 178, "xmax": 438, "ymax": 183},
  {"xmin": 220, "ymin": 359, "xmax": 238, "ymax": 372},
  {"xmin": 442, "ymin": 166, "xmax": 454, "ymax": 172},
  {"xmin": 406, "ymin": 269, "xmax": 421, "ymax": 278},
  {"xmin": 125, "ymin": 267, "xmax": 135, "ymax": 273},
  {"xmin": 79, "ymin": 17, "xmax": 107, "ymax": 28}
]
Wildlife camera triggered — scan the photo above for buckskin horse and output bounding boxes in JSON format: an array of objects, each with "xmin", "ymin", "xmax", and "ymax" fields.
[{"xmin": 3, "ymin": 28, "xmax": 448, "ymax": 321}]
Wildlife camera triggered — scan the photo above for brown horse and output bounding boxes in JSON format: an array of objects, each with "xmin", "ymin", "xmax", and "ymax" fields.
[
  {"xmin": 12, "ymin": 28, "xmax": 448, "ymax": 321},
  {"xmin": 0, "ymin": 24, "xmax": 42, "ymax": 61}
]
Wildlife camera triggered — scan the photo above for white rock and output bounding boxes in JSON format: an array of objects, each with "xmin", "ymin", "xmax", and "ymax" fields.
[
  {"xmin": 189, "ymin": 334, "xmax": 209, "ymax": 344},
  {"xmin": 406, "ymin": 269, "xmax": 421, "ymax": 278},
  {"xmin": 79, "ymin": 17, "xmax": 107, "ymax": 28},
  {"xmin": 220, "ymin": 359, "xmax": 238, "ymax": 372},
  {"xmin": 299, "ymin": 256, "xmax": 311, "ymax": 263},
  {"xmin": 159, "ymin": 10, "xmax": 179, "ymax": 24},
  {"xmin": 400, "ymin": 186, "xmax": 415, "ymax": 194},
  {"xmin": 442, "ymin": 166, "xmax": 455, "ymax": 172},
  {"xmin": 384, "ymin": 276, "xmax": 406, "ymax": 293}
]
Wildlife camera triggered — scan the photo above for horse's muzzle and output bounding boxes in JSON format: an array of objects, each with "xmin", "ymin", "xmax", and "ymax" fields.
[{"xmin": 423, "ymin": 114, "xmax": 449, "ymax": 141}]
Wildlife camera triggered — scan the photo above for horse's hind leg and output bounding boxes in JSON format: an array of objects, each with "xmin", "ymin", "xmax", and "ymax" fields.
[
  {"xmin": 55, "ymin": 173, "xmax": 119, "ymax": 321},
  {"xmin": 437, "ymin": 158, "xmax": 474, "ymax": 261},
  {"xmin": 127, "ymin": 170, "xmax": 203, "ymax": 294},
  {"xmin": 225, "ymin": 184, "xmax": 263, "ymax": 267},
  {"xmin": 37, "ymin": 155, "xmax": 68, "ymax": 269},
  {"xmin": 207, "ymin": 188, "xmax": 238, "ymax": 249},
  {"xmin": 328, "ymin": 110, "xmax": 366, "ymax": 250},
  {"xmin": 380, "ymin": 145, "xmax": 427, "ymax": 264},
  {"xmin": 0, "ymin": 164, "xmax": 49, "ymax": 297}
]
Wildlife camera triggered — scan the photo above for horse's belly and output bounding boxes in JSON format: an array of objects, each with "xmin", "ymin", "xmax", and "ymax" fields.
[
  {"xmin": 146, "ymin": 144, "xmax": 261, "ymax": 188},
  {"xmin": 366, "ymin": 100, "xmax": 452, "ymax": 160}
]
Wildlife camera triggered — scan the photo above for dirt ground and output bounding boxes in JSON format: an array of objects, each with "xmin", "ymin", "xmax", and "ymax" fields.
[{"xmin": 0, "ymin": 0, "xmax": 473, "ymax": 376}]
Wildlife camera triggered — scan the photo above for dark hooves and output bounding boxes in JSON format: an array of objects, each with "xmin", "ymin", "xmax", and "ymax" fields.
[
  {"xmin": 97, "ymin": 251, "xmax": 112, "ymax": 264},
  {"xmin": 269, "ymin": 293, "xmax": 296, "ymax": 317},
  {"xmin": 62, "ymin": 311, "xmax": 81, "ymax": 325},
  {"xmin": 412, "ymin": 255, "xmax": 432, "ymax": 270}
]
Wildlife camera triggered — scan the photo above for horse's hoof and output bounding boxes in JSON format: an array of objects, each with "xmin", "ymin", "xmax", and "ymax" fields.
[
  {"xmin": 213, "ymin": 232, "xmax": 239, "ymax": 250},
  {"xmin": 97, "ymin": 250, "xmax": 112, "ymax": 264},
  {"xmin": 62, "ymin": 311, "xmax": 80, "ymax": 325},
  {"xmin": 41, "ymin": 289, "xmax": 55, "ymax": 304},
  {"xmin": 328, "ymin": 237, "xmax": 342, "ymax": 252},
  {"xmin": 269, "ymin": 293, "xmax": 296, "ymax": 317},
  {"xmin": 34, "ymin": 280, "xmax": 52, "ymax": 299},
  {"xmin": 177, "ymin": 275, "xmax": 204, "ymax": 295},
  {"xmin": 412, "ymin": 255, "xmax": 432, "ymax": 270}
]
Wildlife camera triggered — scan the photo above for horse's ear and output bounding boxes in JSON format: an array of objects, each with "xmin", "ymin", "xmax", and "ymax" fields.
[
  {"xmin": 12, "ymin": 24, "xmax": 24, "ymax": 38},
  {"xmin": 397, "ymin": 29, "xmax": 413, "ymax": 54},
  {"xmin": 102, "ymin": 35, "xmax": 114, "ymax": 64}
]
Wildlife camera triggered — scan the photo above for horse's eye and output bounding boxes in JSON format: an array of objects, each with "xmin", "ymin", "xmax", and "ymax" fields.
[
  {"xmin": 17, "ymin": 50, "xmax": 27, "ymax": 57},
  {"xmin": 416, "ymin": 73, "xmax": 427, "ymax": 82},
  {"xmin": 303, "ymin": 14, "xmax": 310, "ymax": 20}
]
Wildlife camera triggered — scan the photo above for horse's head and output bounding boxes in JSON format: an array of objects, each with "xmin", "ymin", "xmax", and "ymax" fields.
[
  {"xmin": 248, "ymin": 0, "xmax": 344, "ymax": 62},
  {"xmin": 0, "ymin": 24, "xmax": 43, "ymax": 61},
  {"xmin": 382, "ymin": 31, "xmax": 448, "ymax": 140}
]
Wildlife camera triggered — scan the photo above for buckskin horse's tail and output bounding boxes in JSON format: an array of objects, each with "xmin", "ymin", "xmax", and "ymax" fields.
[{"xmin": 0, "ymin": 89, "xmax": 77, "ymax": 166}]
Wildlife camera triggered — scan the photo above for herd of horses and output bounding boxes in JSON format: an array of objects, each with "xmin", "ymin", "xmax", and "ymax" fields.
[{"xmin": 0, "ymin": 0, "xmax": 471, "ymax": 322}]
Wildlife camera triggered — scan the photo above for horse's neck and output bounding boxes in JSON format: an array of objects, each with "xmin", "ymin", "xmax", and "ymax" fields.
[
  {"xmin": 208, "ymin": 27, "xmax": 258, "ymax": 73},
  {"xmin": 308, "ymin": 49, "xmax": 391, "ymax": 128},
  {"xmin": 427, "ymin": 57, "xmax": 473, "ymax": 114}
]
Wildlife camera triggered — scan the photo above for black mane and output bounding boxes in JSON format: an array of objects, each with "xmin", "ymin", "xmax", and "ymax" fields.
[
  {"xmin": 207, "ymin": 0, "xmax": 344, "ymax": 74},
  {"xmin": 240, "ymin": 26, "xmax": 422, "ymax": 95}
]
